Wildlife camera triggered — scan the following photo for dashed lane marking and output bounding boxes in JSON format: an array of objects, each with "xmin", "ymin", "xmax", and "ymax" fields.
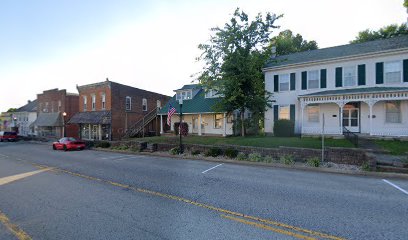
[
  {"xmin": 382, "ymin": 179, "xmax": 408, "ymax": 195},
  {"xmin": 202, "ymin": 163, "xmax": 223, "ymax": 174},
  {"xmin": 0, "ymin": 168, "xmax": 53, "ymax": 186},
  {"xmin": 0, "ymin": 209, "xmax": 32, "ymax": 240}
]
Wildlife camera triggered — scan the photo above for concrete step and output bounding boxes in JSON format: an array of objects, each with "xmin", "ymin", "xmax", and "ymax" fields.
[{"xmin": 377, "ymin": 166, "xmax": 408, "ymax": 174}]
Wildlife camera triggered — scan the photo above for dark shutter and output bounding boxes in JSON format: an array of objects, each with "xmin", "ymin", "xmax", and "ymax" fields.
[
  {"xmin": 320, "ymin": 69, "xmax": 327, "ymax": 88},
  {"xmin": 403, "ymin": 59, "xmax": 408, "ymax": 82},
  {"xmin": 274, "ymin": 75, "xmax": 279, "ymax": 92},
  {"xmin": 290, "ymin": 73, "xmax": 296, "ymax": 91},
  {"xmin": 290, "ymin": 104, "xmax": 295, "ymax": 122},
  {"xmin": 335, "ymin": 67, "xmax": 342, "ymax": 87},
  {"xmin": 301, "ymin": 71, "xmax": 307, "ymax": 90},
  {"xmin": 273, "ymin": 105, "xmax": 279, "ymax": 122},
  {"xmin": 358, "ymin": 64, "xmax": 366, "ymax": 86},
  {"xmin": 376, "ymin": 62, "xmax": 384, "ymax": 84}
]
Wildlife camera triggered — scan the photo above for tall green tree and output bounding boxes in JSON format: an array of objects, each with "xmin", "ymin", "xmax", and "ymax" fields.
[
  {"xmin": 197, "ymin": 8, "xmax": 281, "ymax": 136},
  {"xmin": 350, "ymin": 23, "xmax": 408, "ymax": 43},
  {"xmin": 272, "ymin": 30, "xmax": 318, "ymax": 56},
  {"xmin": 6, "ymin": 108, "xmax": 17, "ymax": 113}
]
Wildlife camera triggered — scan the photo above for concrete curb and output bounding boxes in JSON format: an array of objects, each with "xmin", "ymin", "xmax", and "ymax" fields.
[{"xmin": 92, "ymin": 147, "xmax": 408, "ymax": 180}]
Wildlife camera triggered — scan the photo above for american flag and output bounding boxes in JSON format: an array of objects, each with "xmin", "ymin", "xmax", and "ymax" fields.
[{"xmin": 167, "ymin": 103, "xmax": 176, "ymax": 126}]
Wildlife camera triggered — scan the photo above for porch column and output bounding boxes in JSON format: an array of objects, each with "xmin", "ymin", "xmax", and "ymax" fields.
[
  {"xmin": 368, "ymin": 99, "xmax": 377, "ymax": 136},
  {"xmin": 160, "ymin": 115, "xmax": 163, "ymax": 134},
  {"xmin": 198, "ymin": 114, "xmax": 202, "ymax": 136},
  {"xmin": 223, "ymin": 113, "xmax": 227, "ymax": 137},
  {"xmin": 88, "ymin": 124, "xmax": 91, "ymax": 139},
  {"xmin": 339, "ymin": 105, "xmax": 344, "ymax": 134},
  {"xmin": 300, "ymin": 101, "xmax": 305, "ymax": 135},
  {"xmin": 98, "ymin": 124, "xmax": 102, "ymax": 140}
]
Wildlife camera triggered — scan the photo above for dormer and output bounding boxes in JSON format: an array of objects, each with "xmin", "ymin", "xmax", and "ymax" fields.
[
  {"xmin": 204, "ymin": 88, "xmax": 224, "ymax": 98},
  {"xmin": 174, "ymin": 84, "xmax": 199, "ymax": 101}
]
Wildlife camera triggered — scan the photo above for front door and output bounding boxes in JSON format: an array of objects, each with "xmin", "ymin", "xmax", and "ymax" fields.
[{"xmin": 342, "ymin": 103, "xmax": 360, "ymax": 132}]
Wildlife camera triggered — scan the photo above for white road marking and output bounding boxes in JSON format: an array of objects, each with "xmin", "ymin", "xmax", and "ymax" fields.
[
  {"xmin": 382, "ymin": 179, "xmax": 408, "ymax": 195},
  {"xmin": 101, "ymin": 155, "xmax": 134, "ymax": 160},
  {"xmin": 202, "ymin": 163, "xmax": 223, "ymax": 174},
  {"xmin": 0, "ymin": 168, "xmax": 53, "ymax": 186}
]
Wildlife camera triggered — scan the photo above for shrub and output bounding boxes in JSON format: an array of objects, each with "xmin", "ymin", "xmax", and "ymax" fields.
[
  {"xmin": 111, "ymin": 145, "xmax": 128, "ymax": 151},
  {"xmin": 170, "ymin": 147, "xmax": 181, "ymax": 155},
  {"xmin": 205, "ymin": 147, "xmax": 222, "ymax": 157},
  {"xmin": 173, "ymin": 122, "xmax": 189, "ymax": 136},
  {"xmin": 224, "ymin": 148, "xmax": 238, "ymax": 158},
  {"xmin": 263, "ymin": 155, "xmax": 275, "ymax": 163},
  {"xmin": 248, "ymin": 153, "xmax": 263, "ymax": 162},
  {"xmin": 280, "ymin": 154, "xmax": 294, "ymax": 165},
  {"xmin": 273, "ymin": 119, "xmax": 295, "ymax": 137},
  {"xmin": 191, "ymin": 148, "xmax": 201, "ymax": 155},
  {"xmin": 130, "ymin": 146, "xmax": 140, "ymax": 152},
  {"xmin": 361, "ymin": 162, "xmax": 371, "ymax": 171},
  {"xmin": 237, "ymin": 152, "xmax": 247, "ymax": 161},
  {"xmin": 307, "ymin": 157, "xmax": 321, "ymax": 167},
  {"xmin": 95, "ymin": 141, "xmax": 111, "ymax": 148}
]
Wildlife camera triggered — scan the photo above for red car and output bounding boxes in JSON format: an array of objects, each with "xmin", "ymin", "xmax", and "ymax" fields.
[
  {"xmin": 52, "ymin": 137, "xmax": 86, "ymax": 151},
  {"xmin": 0, "ymin": 131, "xmax": 18, "ymax": 142}
]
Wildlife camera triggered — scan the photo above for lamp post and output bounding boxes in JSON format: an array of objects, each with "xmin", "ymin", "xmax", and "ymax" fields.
[
  {"xmin": 62, "ymin": 112, "xmax": 67, "ymax": 137},
  {"xmin": 179, "ymin": 99, "xmax": 183, "ymax": 154}
]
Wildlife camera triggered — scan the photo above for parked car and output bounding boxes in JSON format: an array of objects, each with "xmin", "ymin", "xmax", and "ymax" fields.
[
  {"xmin": 0, "ymin": 131, "xmax": 18, "ymax": 142},
  {"xmin": 52, "ymin": 137, "xmax": 86, "ymax": 151}
]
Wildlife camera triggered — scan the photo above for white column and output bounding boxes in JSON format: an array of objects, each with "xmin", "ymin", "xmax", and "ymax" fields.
[
  {"xmin": 300, "ymin": 104, "xmax": 305, "ymax": 135},
  {"xmin": 160, "ymin": 115, "xmax": 163, "ymax": 134},
  {"xmin": 223, "ymin": 113, "xmax": 227, "ymax": 137},
  {"xmin": 339, "ymin": 106, "xmax": 344, "ymax": 134},
  {"xmin": 198, "ymin": 114, "xmax": 202, "ymax": 136},
  {"xmin": 98, "ymin": 125, "xmax": 102, "ymax": 140},
  {"xmin": 88, "ymin": 124, "xmax": 91, "ymax": 139}
]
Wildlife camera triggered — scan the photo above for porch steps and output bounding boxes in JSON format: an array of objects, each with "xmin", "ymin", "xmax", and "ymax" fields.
[
  {"xmin": 375, "ymin": 154, "xmax": 408, "ymax": 174},
  {"xmin": 124, "ymin": 108, "xmax": 158, "ymax": 138}
]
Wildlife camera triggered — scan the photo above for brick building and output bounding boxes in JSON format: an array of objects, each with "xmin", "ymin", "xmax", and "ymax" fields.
[
  {"xmin": 69, "ymin": 79, "xmax": 170, "ymax": 140},
  {"xmin": 31, "ymin": 88, "xmax": 79, "ymax": 138}
]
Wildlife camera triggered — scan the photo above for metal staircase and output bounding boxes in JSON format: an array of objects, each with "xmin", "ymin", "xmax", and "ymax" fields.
[{"xmin": 124, "ymin": 108, "xmax": 158, "ymax": 138}]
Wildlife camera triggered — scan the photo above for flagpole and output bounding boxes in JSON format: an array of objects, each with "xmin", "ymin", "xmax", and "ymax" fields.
[{"xmin": 179, "ymin": 99, "xmax": 183, "ymax": 154}]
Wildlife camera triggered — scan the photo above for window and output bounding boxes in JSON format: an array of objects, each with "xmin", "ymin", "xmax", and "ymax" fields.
[
  {"xmin": 279, "ymin": 74, "xmax": 290, "ymax": 92},
  {"xmin": 91, "ymin": 94, "xmax": 96, "ymax": 111},
  {"xmin": 307, "ymin": 105, "xmax": 319, "ymax": 122},
  {"xmin": 44, "ymin": 102, "xmax": 49, "ymax": 112},
  {"xmin": 177, "ymin": 90, "xmax": 192, "ymax": 100},
  {"xmin": 83, "ymin": 96, "xmax": 87, "ymax": 111},
  {"xmin": 279, "ymin": 106, "xmax": 290, "ymax": 120},
  {"xmin": 142, "ymin": 98, "xmax": 147, "ymax": 111},
  {"xmin": 58, "ymin": 100, "xmax": 62, "ymax": 112},
  {"xmin": 214, "ymin": 114, "xmax": 223, "ymax": 129},
  {"xmin": 125, "ymin": 96, "xmax": 132, "ymax": 111},
  {"xmin": 384, "ymin": 61, "xmax": 401, "ymax": 84},
  {"xmin": 101, "ymin": 93, "xmax": 106, "ymax": 110},
  {"xmin": 343, "ymin": 66, "xmax": 356, "ymax": 87},
  {"xmin": 308, "ymin": 70, "xmax": 319, "ymax": 89},
  {"xmin": 385, "ymin": 101, "xmax": 401, "ymax": 123},
  {"xmin": 156, "ymin": 100, "xmax": 161, "ymax": 108}
]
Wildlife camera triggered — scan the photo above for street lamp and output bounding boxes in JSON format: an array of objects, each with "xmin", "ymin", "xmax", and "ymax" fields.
[
  {"xmin": 179, "ymin": 98, "xmax": 183, "ymax": 154},
  {"xmin": 62, "ymin": 112, "xmax": 67, "ymax": 137}
]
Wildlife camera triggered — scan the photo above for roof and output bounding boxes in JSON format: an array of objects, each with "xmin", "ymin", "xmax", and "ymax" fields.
[
  {"xmin": 31, "ymin": 112, "xmax": 63, "ymax": 127},
  {"xmin": 264, "ymin": 35, "xmax": 408, "ymax": 69},
  {"xmin": 299, "ymin": 87, "xmax": 408, "ymax": 97},
  {"xmin": 158, "ymin": 86, "xmax": 225, "ymax": 115},
  {"xmin": 174, "ymin": 84, "xmax": 199, "ymax": 91},
  {"xmin": 16, "ymin": 100, "xmax": 37, "ymax": 112},
  {"xmin": 68, "ymin": 111, "xmax": 111, "ymax": 124}
]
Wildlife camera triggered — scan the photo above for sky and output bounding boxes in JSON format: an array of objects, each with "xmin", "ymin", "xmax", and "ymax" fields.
[{"xmin": 0, "ymin": 0, "xmax": 406, "ymax": 112}]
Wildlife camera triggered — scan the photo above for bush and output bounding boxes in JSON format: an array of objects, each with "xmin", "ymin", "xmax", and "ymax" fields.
[
  {"xmin": 170, "ymin": 147, "xmax": 181, "ymax": 155},
  {"xmin": 173, "ymin": 122, "xmax": 189, "ymax": 136},
  {"xmin": 273, "ymin": 119, "xmax": 295, "ymax": 137},
  {"xmin": 191, "ymin": 148, "xmax": 201, "ymax": 155},
  {"xmin": 111, "ymin": 145, "xmax": 129, "ymax": 151},
  {"xmin": 205, "ymin": 147, "xmax": 222, "ymax": 157},
  {"xmin": 361, "ymin": 162, "xmax": 371, "ymax": 171},
  {"xmin": 224, "ymin": 148, "xmax": 238, "ymax": 158},
  {"xmin": 237, "ymin": 152, "xmax": 247, "ymax": 161},
  {"xmin": 307, "ymin": 157, "xmax": 320, "ymax": 167},
  {"xmin": 95, "ymin": 141, "xmax": 111, "ymax": 148},
  {"xmin": 263, "ymin": 155, "xmax": 275, "ymax": 163},
  {"xmin": 248, "ymin": 153, "xmax": 263, "ymax": 162},
  {"xmin": 280, "ymin": 154, "xmax": 294, "ymax": 165}
]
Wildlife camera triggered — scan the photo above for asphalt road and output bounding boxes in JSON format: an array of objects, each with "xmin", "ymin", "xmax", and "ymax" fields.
[{"xmin": 0, "ymin": 141, "xmax": 407, "ymax": 240}]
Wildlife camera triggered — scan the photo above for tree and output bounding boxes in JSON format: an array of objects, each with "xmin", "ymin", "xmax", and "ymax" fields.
[
  {"xmin": 6, "ymin": 108, "xmax": 17, "ymax": 113},
  {"xmin": 197, "ymin": 8, "xmax": 281, "ymax": 136},
  {"xmin": 350, "ymin": 23, "xmax": 408, "ymax": 43},
  {"xmin": 271, "ymin": 30, "xmax": 318, "ymax": 56}
]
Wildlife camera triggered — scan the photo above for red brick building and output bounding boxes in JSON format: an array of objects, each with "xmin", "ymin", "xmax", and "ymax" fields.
[
  {"xmin": 69, "ymin": 79, "xmax": 170, "ymax": 140},
  {"xmin": 32, "ymin": 88, "xmax": 79, "ymax": 138}
]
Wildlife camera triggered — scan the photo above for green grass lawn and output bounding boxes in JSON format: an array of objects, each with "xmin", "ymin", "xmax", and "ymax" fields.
[
  {"xmin": 144, "ymin": 135, "xmax": 355, "ymax": 149},
  {"xmin": 374, "ymin": 140, "xmax": 408, "ymax": 155}
]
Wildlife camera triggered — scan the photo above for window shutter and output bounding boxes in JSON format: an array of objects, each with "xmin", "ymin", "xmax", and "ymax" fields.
[
  {"xmin": 290, "ymin": 104, "xmax": 295, "ymax": 122},
  {"xmin": 376, "ymin": 62, "xmax": 384, "ymax": 84},
  {"xmin": 274, "ymin": 75, "xmax": 279, "ymax": 92},
  {"xmin": 290, "ymin": 73, "xmax": 296, "ymax": 91},
  {"xmin": 335, "ymin": 67, "xmax": 342, "ymax": 87},
  {"xmin": 358, "ymin": 64, "xmax": 366, "ymax": 86},
  {"xmin": 273, "ymin": 105, "xmax": 279, "ymax": 122},
  {"xmin": 301, "ymin": 71, "xmax": 307, "ymax": 90},
  {"xmin": 403, "ymin": 59, "xmax": 408, "ymax": 82},
  {"xmin": 320, "ymin": 69, "xmax": 327, "ymax": 88}
]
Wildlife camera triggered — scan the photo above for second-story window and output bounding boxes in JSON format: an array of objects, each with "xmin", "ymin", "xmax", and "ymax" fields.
[
  {"xmin": 101, "ymin": 93, "xmax": 106, "ymax": 110},
  {"xmin": 176, "ymin": 90, "xmax": 192, "ymax": 100},
  {"xmin": 142, "ymin": 98, "xmax": 147, "ymax": 111},
  {"xmin": 343, "ymin": 66, "xmax": 357, "ymax": 87},
  {"xmin": 91, "ymin": 94, "xmax": 96, "ymax": 111},
  {"xmin": 58, "ymin": 100, "xmax": 62, "ymax": 112},
  {"xmin": 279, "ymin": 74, "xmax": 290, "ymax": 92},
  {"xmin": 308, "ymin": 70, "xmax": 319, "ymax": 89},
  {"xmin": 126, "ymin": 96, "xmax": 132, "ymax": 111},
  {"xmin": 83, "ymin": 96, "xmax": 87, "ymax": 111},
  {"xmin": 384, "ymin": 61, "xmax": 401, "ymax": 84}
]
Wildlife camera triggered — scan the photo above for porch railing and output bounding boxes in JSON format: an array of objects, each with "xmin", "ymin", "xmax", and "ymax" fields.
[
  {"xmin": 342, "ymin": 127, "xmax": 358, "ymax": 147},
  {"xmin": 124, "ymin": 107, "xmax": 158, "ymax": 138}
]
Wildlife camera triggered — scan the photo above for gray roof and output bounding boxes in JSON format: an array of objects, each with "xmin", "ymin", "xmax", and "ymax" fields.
[
  {"xmin": 299, "ymin": 87, "xmax": 408, "ymax": 97},
  {"xmin": 265, "ymin": 35, "xmax": 408, "ymax": 69},
  {"xmin": 68, "ymin": 111, "xmax": 111, "ymax": 124},
  {"xmin": 174, "ymin": 84, "xmax": 200, "ymax": 91},
  {"xmin": 31, "ymin": 112, "xmax": 63, "ymax": 127},
  {"xmin": 17, "ymin": 100, "xmax": 37, "ymax": 112}
]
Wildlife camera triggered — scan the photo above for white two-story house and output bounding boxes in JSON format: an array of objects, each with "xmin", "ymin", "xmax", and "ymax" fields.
[{"xmin": 264, "ymin": 35, "xmax": 408, "ymax": 137}]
